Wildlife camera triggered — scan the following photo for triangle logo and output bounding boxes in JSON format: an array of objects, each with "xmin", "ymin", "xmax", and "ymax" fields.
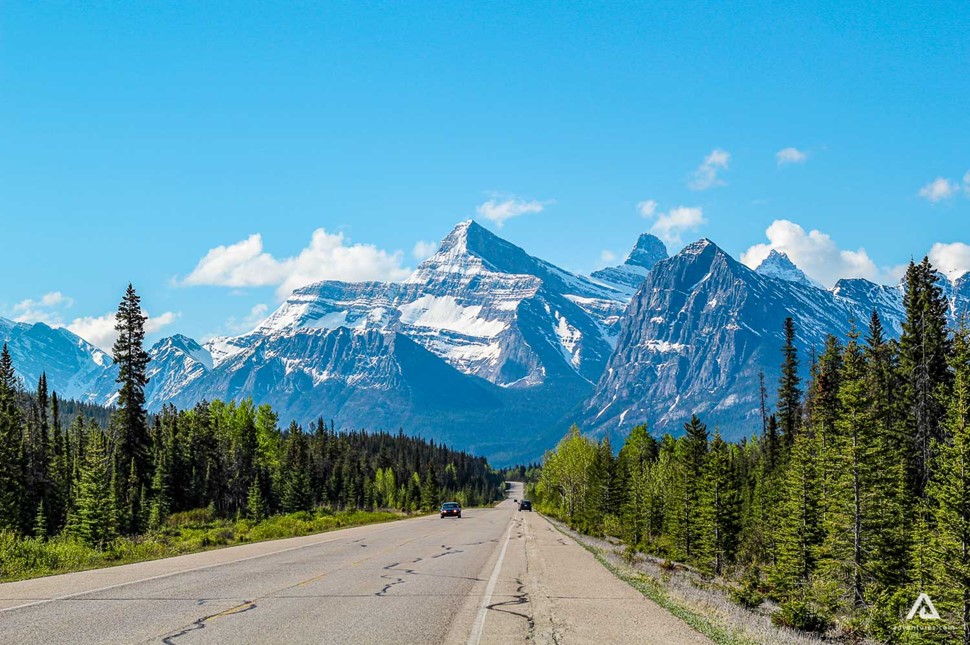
[{"xmin": 906, "ymin": 593, "xmax": 941, "ymax": 621}]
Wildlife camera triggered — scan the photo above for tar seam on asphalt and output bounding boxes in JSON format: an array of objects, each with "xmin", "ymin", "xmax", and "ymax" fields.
[{"xmin": 160, "ymin": 600, "xmax": 257, "ymax": 644}]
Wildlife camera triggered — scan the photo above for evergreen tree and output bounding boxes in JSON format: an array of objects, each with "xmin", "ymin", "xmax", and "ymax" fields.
[
  {"xmin": 246, "ymin": 477, "xmax": 267, "ymax": 521},
  {"xmin": 778, "ymin": 317, "xmax": 803, "ymax": 455},
  {"xmin": 421, "ymin": 465, "xmax": 440, "ymax": 511},
  {"xmin": 863, "ymin": 311, "xmax": 909, "ymax": 595},
  {"xmin": 700, "ymin": 429, "xmax": 741, "ymax": 575},
  {"xmin": 74, "ymin": 430, "xmax": 118, "ymax": 548},
  {"xmin": 0, "ymin": 344, "xmax": 24, "ymax": 531},
  {"xmin": 819, "ymin": 328, "xmax": 874, "ymax": 609},
  {"xmin": 772, "ymin": 419, "xmax": 821, "ymax": 594},
  {"xmin": 111, "ymin": 284, "xmax": 151, "ymax": 533},
  {"xmin": 281, "ymin": 429, "xmax": 313, "ymax": 514},
  {"xmin": 928, "ymin": 324, "xmax": 970, "ymax": 642},
  {"xmin": 900, "ymin": 258, "xmax": 952, "ymax": 496},
  {"xmin": 670, "ymin": 415, "xmax": 708, "ymax": 561},
  {"xmin": 620, "ymin": 425, "xmax": 658, "ymax": 548}
]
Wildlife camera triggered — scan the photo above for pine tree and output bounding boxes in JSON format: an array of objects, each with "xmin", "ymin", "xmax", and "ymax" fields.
[
  {"xmin": 246, "ymin": 477, "xmax": 266, "ymax": 521},
  {"xmin": 928, "ymin": 323, "xmax": 970, "ymax": 642},
  {"xmin": 111, "ymin": 284, "xmax": 151, "ymax": 533},
  {"xmin": 421, "ymin": 465, "xmax": 440, "ymax": 511},
  {"xmin": 670, "ymin": 415, "xmax": 708, "ymax": 561},
  {"xmin": 863, "ymin": 311, "xmax": 909, "ymax": 594},
  {"xmin": 0, "ymin": 344, "xmax": 24, "ymax": 532},
  {"xmin": 900, "ymin": 259, "xmax": 952, "ymax": 496},
  {"xmin": 819, "ymin": 328, "xmax": 874, "ymax": 608},
  {"xmin": 281, "ymin": 430, "xmax": 313, "ymax": 514},
  {"xmin": 620, "ymin": 425, "xmax": 658, "ymax": 548},
  {"xmin": 700, "ymin": 429, "xmax": 741, "ymax": 576},
  {"xmin": 74, "ymin": 430, "xmax": 118, "ymax": 548},
  {"xmin": 772, "ymin": 420, "xmax": 822, "ymax": 594},
  {"xmin": 778, "ymin": 317, "xmax": 803, "ymax": 455}
]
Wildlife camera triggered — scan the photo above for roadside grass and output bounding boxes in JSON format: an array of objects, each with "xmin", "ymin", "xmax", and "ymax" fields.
[
  {"xmin": 0, "ymin": 508, "xmax": 403, "ymax": 583},
  {"xmin": 546, "ymin": 517, "xmax": 831, "ymax": 645}
]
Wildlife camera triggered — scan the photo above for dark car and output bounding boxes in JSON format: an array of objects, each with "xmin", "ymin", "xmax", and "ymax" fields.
[
  {"xmin": 518, "ymin": 500, "xmax": 532, "ymax": 511},
  {"xmin": 440, "ymin": 502, "xmax": 462, "ymax": 518}
]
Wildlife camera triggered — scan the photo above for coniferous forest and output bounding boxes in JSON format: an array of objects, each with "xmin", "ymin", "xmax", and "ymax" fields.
[
  {"xmin": 0, "ymin": 285, "xmax": 502, "ymax": 575},
  {"xmin": 533, "ymin": 258, "xmax": 970, "ymax": 643}
]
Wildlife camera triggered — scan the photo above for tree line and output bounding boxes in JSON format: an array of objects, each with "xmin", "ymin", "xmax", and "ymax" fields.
[
  {"xmin": 0, "ymin": 285, "xmax": 502, "ymax": 548},
  {"xmin": 533, "ymin": 258, "xmax": 970, "ymax": 642}
]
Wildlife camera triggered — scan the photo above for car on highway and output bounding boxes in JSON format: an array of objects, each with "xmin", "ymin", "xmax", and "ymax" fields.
[
  {"xmin": 518, "ymin": 500, "xmax": 532, "ymax": 511},
  {"xmin": 440, "ymin": 501, "xmax": 462, "ymax": 518}
]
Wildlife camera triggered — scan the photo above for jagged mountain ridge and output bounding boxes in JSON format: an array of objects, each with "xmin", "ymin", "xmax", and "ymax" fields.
[
  {"xmin": 5, "ymin": 223, "xmax": 970, "ymax": 464},
  {"xmin": 582, "ymin": 239, "xmax": 968, "ymax": 438},
  {"xmin": 0, "ymin": 317, "xmax": 117, "ymax": 404}
]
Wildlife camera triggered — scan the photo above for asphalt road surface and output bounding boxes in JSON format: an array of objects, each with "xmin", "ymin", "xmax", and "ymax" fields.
[{"xmin": 0, "ymin": 483, "xmax": 710, "ymax": 644}]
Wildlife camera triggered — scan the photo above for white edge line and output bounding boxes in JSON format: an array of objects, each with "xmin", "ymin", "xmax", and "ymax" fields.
[{"xmin": 467, "ymin": 515, "xmax": 514, "ymax": 645}]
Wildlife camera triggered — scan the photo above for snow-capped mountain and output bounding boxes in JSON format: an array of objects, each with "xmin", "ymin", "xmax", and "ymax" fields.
[
  {"xmin": 208, "ymin": 220, "xmax": 629, "ymax": 388},
  {"xmin": 582, "ymin": 239, "xmax": 968, "ymax": 438},
  {"xmin": 7, "ymin": 222, "xmax": 970, "ymax": 464},
  {"xmin": 128, "ymin": 221, "xmax": 643, "ymax": 461},
  {"xmin": 0, "ymin": 317, "xmax": 116, "ymax": 403},
  {"xmin": 755, "ymin": 250, "xmax": 819, "ymax": 289}
]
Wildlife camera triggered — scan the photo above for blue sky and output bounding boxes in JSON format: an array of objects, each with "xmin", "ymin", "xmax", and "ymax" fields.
[{"xmin": 2, "ymin": 2, "xmax": 969, "ymax": 349}]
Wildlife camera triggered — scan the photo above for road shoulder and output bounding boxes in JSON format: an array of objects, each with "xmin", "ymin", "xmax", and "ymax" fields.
[{"xmin": 459, "ymin": 508, "xmax": 714, "ymax": 645}]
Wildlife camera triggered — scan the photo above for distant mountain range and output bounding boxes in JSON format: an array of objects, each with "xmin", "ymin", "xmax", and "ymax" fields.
[{"xmin": 3, "ymin": 221, "xmax": 968, "ymax": 464}]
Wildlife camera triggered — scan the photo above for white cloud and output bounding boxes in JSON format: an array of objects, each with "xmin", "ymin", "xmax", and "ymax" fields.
[
  {"xmin": 412, "ymin": 240, "xmax": 439, "ymax": 260},
  {"xmin": 11, "ymin": 291, "xmax": 75, "ymax": 325},
  {"xmin": 226, "ymin": 303, "xmax": 270, "ymax": 334},
  {"xmin": 475, "ymin": 197, "xmax": 548, "ymax": 227},
  {"xmin": 928, "ymin": 242, "xmax": 970, "ymax": 280},
  {"xmin": 688, "ymin": 149, "xmax": 730, "ymax": 191},
  {"xmin": 918, "ymin": 177, "xmax": 960, "ymax": 203},
  {"xmin": 776, "ymin": 147, "xmax": 808, "ymax": 166},
  {"xmin": 964, "ymin": 170, "xmax": 970, "ymax": 194},
  {"xmin": 67, "ymin": 310, "xmax": 179, "ymax": 352},
  {"xmin": 741, "ymin": 219, "xmax": 884, "ymax": 287},
  {"xmin": 180, "ymin": 229, "xmax": 411, "ymax": 299},
  {"xmin": 600, "ymin": 250, "xmax": 617, "ymax": 265},
  {"xmin": 641, "ymin": 204, "xmax": 706, "ymax": 247},
  {"xmin": 637, "ymin": 199, "xmax": 658, "ymax": 218}
]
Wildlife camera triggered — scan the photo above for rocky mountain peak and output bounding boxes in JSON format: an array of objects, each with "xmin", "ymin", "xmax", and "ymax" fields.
[
  {"xmin": 625, "ymin": 233, "xmax": 668, "ymax": 270},
  {"xmin": 755, "ymin": 250, "xmax": 816, "ymax": 288}
]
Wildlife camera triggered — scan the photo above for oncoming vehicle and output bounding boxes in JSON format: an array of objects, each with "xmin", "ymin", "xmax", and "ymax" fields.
[
  {"xmin": 440, "ymin": 501, "xmax": 462, "ymax": 518},
  {"xmin": 518, "ymin": 500, "xmax": 532, "ymax": 511}
]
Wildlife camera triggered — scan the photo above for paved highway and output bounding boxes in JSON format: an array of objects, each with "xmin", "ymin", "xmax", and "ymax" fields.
[{"xmin": 0, "ymin": 483, "xmax": 710, "ymax": 644}]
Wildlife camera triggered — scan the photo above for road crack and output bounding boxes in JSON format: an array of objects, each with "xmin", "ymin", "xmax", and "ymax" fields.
[{"xmin": 160, "ymin": 600, "xmax": 257, "ymax": 643}]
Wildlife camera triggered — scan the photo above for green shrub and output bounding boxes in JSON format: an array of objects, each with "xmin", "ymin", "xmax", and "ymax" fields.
[
  {"xmin": 771, "ymin": 599, "xmax": 832, "ymax": 633},
  {"xmin": 730, "ymin": 566, "xmax": 764, "ymax": 609}
]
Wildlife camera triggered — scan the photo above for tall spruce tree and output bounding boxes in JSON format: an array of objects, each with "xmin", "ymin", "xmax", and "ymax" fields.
[
  {"xmin": 111, "ymin": 284, "xmax": 151, "ymax": 533},
  {"xmin": 863, "ymin": 311, "xmax": 909, "ymax": 594},
  {"xmin": 900, "ymin": 258, "xmax": 952, "ymax": 496},
  {"xmin": 74, "ymin": 429, "xmax": 118, "ymax": 548},
  {"xmin": 778, "ymin": 317, "xmax": 803, "ymax": 455},
  {"xmin": 772, "ymin": 417, "xmax": 822, "ymax": 595},
  {"xmin": 928, "ymin": 323, "xmax": 970, "ymax": 642},
  {"xmin": 819, "ymin": 327, "xmax": 876, "ymax": 608},
  {"xmin": 671, "ymin": 415, "xmax": 709, "ymax": 561},
  {"xmin": 0, "ymin": 344, "xmax": 24, "ymax": 532},
  {"xmin": 700, "ymin": 429, "xmax": 741, "ymax": 576}
]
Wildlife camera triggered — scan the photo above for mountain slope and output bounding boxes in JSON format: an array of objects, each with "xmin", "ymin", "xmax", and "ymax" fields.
[
  {"xmin": 582, "ymin": 240, "xmax": 925, "ymax": 438},
  {"xmin": 0, "ymin": 318, "xmax": 116, "ymax": 404}
]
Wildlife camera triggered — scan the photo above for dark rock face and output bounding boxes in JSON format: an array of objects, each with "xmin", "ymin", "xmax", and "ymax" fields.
[
  {"xmin": 591, "ymin": 233, "xmax": 668, "ymax": 294},
  {"xmin": 581, "ymin": 240, "xmax": 932, "ymax": 439},
  {"xmin": 0, "ymin": 318, "xmax": 116, "ymax": 403}
]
